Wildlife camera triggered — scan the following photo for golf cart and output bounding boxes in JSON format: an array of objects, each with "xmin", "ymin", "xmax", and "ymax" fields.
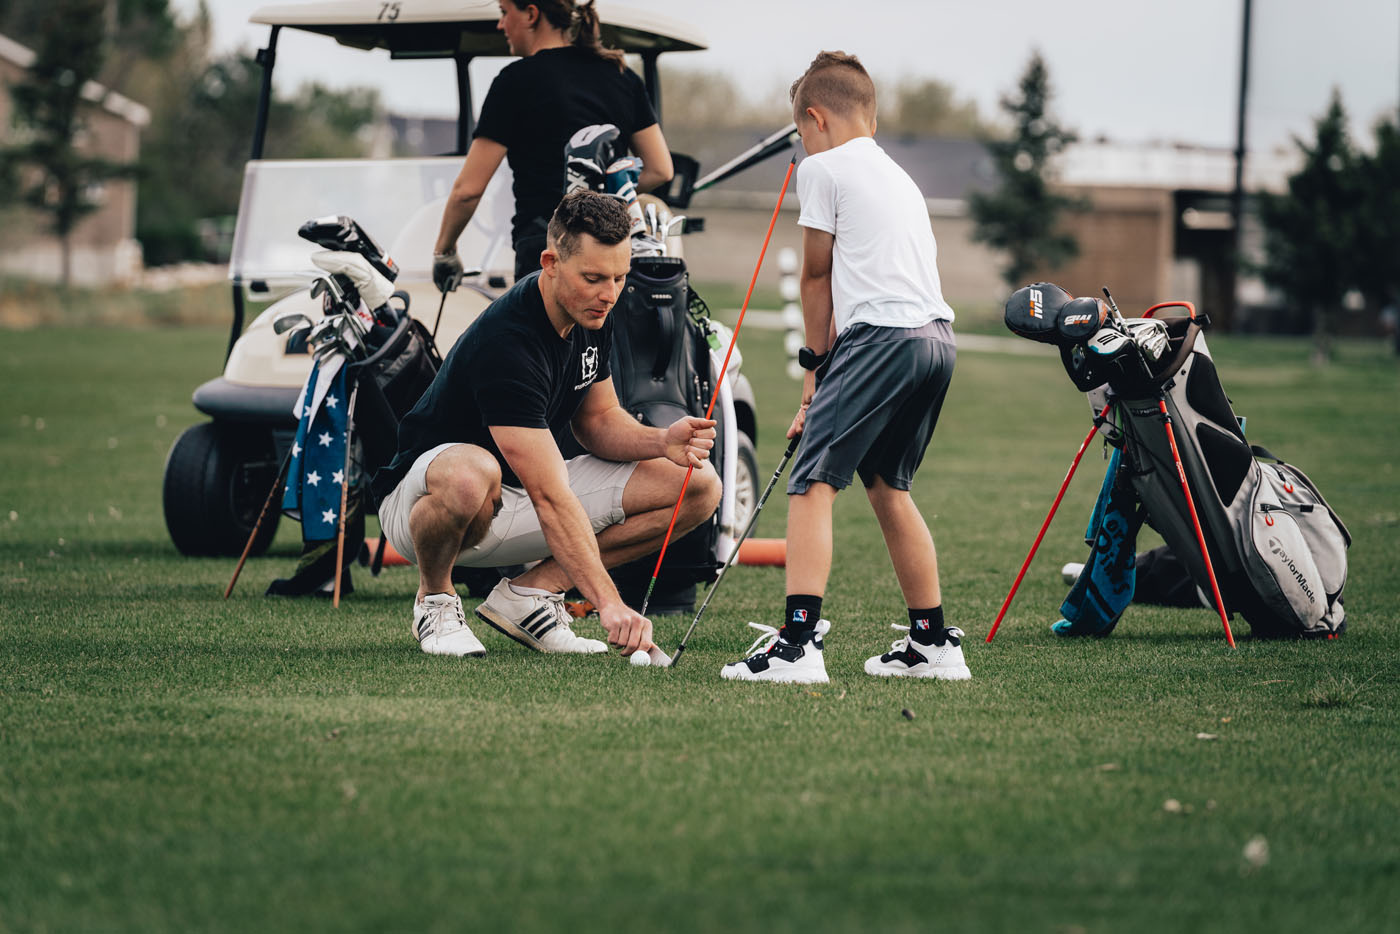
[{"xmin": 162, "ymin": 0, "xmax": 793, "ymax": 566}]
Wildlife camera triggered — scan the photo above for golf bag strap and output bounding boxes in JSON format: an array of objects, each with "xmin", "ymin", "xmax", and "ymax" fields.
[
  {"xmin": 1152, "ymin": 320, "xmax": 1202, "ymax": 386},
  {"xmin": 1250, "ymin": 444, "xmax": 1285, "ymax": 463}
]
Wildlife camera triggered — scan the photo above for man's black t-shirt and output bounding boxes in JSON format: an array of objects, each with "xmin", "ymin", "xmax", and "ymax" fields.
[
  {"xmin": 473, "ymin": 46, "xmax": 656, "ymax": 246},
  {"xmin": 371, "ymin": 272, "xmax": 613, "ymax": 501}
]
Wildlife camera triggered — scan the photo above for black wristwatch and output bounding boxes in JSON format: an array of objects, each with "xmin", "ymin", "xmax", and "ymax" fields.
[{"xmin": 798, "ymin": 346, "xmax": 829, "ymax": 371}]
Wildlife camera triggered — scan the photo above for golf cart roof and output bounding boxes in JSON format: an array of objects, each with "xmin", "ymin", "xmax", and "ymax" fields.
[{"xmin": 249, "ymin": 1, "xmax": 707, "ymax": 57}]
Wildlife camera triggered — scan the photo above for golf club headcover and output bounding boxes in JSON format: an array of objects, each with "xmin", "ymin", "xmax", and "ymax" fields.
[
  {"xmin": 565, "ymin": 124, "xmax": 621, "ymax": 194},
  {"xmin": 1055, "ymin": 297, "xmax": 1108, "ymax": 344},
  {"xmin": 604, "ymin": 157, "xmax": 646, "ymax": 236},
  {"xmin": 1005, "ymin": 282, "xmax": 1074, "ymax": 344},
  {"xmin": 312, "ymin": 250, "xmax": 394, "ymax": 312}
]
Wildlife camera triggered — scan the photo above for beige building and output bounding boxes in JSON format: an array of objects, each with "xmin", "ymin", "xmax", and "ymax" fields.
[{"xmin": 0, "ymin": 32, "xmax": 149, "ymax": 287}]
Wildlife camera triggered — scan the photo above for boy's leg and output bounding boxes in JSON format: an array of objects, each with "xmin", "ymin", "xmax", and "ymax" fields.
[{"xmin": 865, "ymin": 479, "xmax": 940, "ymax": 608}]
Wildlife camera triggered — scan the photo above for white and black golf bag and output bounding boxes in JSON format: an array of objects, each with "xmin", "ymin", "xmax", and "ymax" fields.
[{"xmin": 1006, "ymin": 284, "xmax": 1351, "ymax": 639}]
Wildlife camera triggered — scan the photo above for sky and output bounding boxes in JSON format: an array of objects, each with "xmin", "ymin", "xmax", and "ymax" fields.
[{"xmin": 176, "ymin": 0, "xmax": 1400, "ymax": 152}]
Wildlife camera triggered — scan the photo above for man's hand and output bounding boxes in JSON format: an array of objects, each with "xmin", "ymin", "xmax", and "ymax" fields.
[
  {"xmin": 787, "ymin": 370, "xmax": 817, "ymax": 439},
  {"xmin": 598, "ymin": 602, "xmax": 653, "ymax": 656},
  {"xmin": 432, "ymin": 249, "xmax": 464, "ymax": 293},
  {"xmin": 663, "ymin": 416, "xmax": 716, "ymax": 467}
]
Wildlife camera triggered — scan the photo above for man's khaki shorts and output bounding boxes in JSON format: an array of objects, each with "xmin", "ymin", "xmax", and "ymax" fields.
[{"xmin": 378, "ymin": 443, "xmax": 639, "ymax": 568}]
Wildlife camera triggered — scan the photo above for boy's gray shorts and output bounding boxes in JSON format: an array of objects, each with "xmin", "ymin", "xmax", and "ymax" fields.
[{"xmin": 788, "ymin": 319, "xmax": 955, "ymax": 495}]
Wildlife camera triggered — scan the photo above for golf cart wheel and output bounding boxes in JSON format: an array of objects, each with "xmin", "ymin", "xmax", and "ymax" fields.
[
  {"xmin": 732, "ymin": 433, "xmax": 760, "ymax": 534},
  {"xmin": 163, "ymin": 422, "xmax": 282, "ymax": 557}
]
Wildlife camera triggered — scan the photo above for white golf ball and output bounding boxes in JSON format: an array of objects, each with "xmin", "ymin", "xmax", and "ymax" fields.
[{"xmin": 629, "ymin": 650, "xmax": 652, "ymax": 667}]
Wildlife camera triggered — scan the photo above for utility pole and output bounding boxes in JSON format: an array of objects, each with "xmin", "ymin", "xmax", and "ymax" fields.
[{"xmin": 1227, "ymin": 0, "xmax": 1253, "ymax": 331}]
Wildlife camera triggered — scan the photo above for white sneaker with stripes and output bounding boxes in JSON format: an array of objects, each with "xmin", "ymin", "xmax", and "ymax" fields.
[
  {"xmin": 474, "ymin": 579, "xmax": 607, "ymax": 654},
  {"xmin": 413, "ymin": 592, "xmax": 486, "ymax": 657}
]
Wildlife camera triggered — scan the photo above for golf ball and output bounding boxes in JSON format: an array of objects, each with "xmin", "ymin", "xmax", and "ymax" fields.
[{"xmin": 629, "ymin": 650, "xmax": 652, "ymax": 667}]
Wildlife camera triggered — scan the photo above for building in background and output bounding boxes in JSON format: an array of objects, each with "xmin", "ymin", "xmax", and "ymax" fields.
[{"xmin": 0, "ymin": 32, "xmax": 149, "ymax": 288}]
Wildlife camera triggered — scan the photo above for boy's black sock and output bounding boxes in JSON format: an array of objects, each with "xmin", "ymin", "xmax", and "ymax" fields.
[
  {"xmin": 783, "ymin": 594, "xmax": 823, "ymax": 641},
  {"xmin": 908, "ymin": 606, "xmax": 945, "ymax": 645}
]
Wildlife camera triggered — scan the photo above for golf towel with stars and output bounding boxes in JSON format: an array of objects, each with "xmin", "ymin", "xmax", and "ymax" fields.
[{"xmin": 282, "ymin": 361, "xmax": 349, "ymax": 539}]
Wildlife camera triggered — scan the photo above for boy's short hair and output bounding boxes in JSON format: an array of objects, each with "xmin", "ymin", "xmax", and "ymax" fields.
[
  {"xmin": 547, "ymin": 189, "xmax": 631, "ymax": 261},
  {"xmin": 789, "ymin": 51, "xmax": 877, "ymax": 123}
]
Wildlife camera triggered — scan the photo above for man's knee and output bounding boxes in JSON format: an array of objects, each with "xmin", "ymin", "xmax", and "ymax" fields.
[
  {"xmin": 427, "ymin": 445, "xmax": 502, "ymax": 520},
  {"xmin": 684, "ymin": 463, "xmax": 722, "ymax": 523}
]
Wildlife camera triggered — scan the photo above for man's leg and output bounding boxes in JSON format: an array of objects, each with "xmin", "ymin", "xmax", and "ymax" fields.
[
  {"xmin": 511, "ymin": 457, "xmax": 721, "ymax": 593},
  {"xmin": 409, "ymin": 444, "xmax": 502, "ymax": 602}
]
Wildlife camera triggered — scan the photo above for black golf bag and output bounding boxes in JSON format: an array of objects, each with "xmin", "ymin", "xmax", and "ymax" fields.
[
  {"xmin": 1005, "ymin": 284, "xmax": 1350, "ymax": 639},
  {"xmin": 581, "ymin": 255, "xmax": 723, "ymax": 614}
]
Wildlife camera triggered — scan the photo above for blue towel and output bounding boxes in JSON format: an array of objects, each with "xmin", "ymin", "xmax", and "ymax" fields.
[{"xmin": 1053, "ymin": 446, "xmax": 1138, "ymax": 637}]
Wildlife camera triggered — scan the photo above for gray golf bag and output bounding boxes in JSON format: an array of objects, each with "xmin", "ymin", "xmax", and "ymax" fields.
[{"xmin": 1005, "ymin": 284, "xmax": 1350, "ymax": 639}]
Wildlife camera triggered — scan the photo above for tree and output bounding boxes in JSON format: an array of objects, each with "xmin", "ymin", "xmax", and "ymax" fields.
[
  {"xmin": 0, "ymin": 0, "xmax": 139, "ymax": 286},
  {"xmin": 1256, "ymin": 90, "xmax": 1361, "ymax": 363},
  {"xmin": 1352, "ymin": 114, "xmax": 1400, "ymax": 318},
  {"xmin": 883, "ymin": 77, "xmax": 994, "ymax": 139},
  {"xmin": 968, "ymin": 52, "xmax": 1086, "ymax": 288}
]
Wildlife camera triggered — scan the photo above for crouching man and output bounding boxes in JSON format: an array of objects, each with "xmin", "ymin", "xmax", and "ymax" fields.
[{"xmin": 373, "ymin": 190, "xmax": 720, "ymax": 658}]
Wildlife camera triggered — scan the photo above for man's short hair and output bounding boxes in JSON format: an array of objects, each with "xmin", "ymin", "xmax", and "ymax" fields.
[
  {"xmin": 789, "ymin": 51, "xmax": 877, "ymax": 123},
  {"xmin": 547, "ymin": 190, "xmax": 631, "ymax": 262}
]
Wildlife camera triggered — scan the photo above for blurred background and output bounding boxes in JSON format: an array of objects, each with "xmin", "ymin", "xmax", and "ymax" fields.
[{"xmin": 2, "ymin": 0, "xmax": 1398, "ymax": 352}]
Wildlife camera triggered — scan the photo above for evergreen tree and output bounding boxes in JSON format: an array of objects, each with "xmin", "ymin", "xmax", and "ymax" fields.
[
  {"xmin": 1352, "ymin": 114, "xmax": 1400, "ymax": 316},
  {"xmin": 1256, "ymin": 90, "xmax": 1360, "ymax": 362},
  {"xmin": 0, "ymin": 0, "xmax": 138, "ymax": 286},
  {"xmin": 968, "ymin": 52, "xmax": 1086, "ymax": 289}
]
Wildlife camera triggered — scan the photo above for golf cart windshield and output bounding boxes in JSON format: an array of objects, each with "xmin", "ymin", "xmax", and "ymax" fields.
[{"xmin": 229, "ymin": 157, "xmax": 513, "ymax": 291}]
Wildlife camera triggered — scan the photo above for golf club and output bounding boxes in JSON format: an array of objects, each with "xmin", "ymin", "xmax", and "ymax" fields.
[
  {"xmin": 668, "ymin": 434, "xmax": 800, "ymax": 668},
  {"xmin": 639, "ymin": 155, "xmax": 797, "ymax": 617},
  {"xmin": 273, "ymin": 311, "xmax": 312, "ymax": 335},
  {"xmin": 332, "ymin": 383, "xmax": 359, "ymax": 608},
  {"xmin": 224, "ymin": 448, "xmax": 293, "ymax": 599}
]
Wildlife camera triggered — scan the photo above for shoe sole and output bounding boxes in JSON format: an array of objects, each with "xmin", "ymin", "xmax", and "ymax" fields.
[
  {"xmin": 720, "ymin": 667, "xmax": 830, "ymax": 684},
  {"xmin": 420, "ymin": 640, "xmax": 486, "ymax": 658},
  {"xmin": 865, "ymin": 663, "xmax": 971, "ymax": 680},
  {"xmin": 474, "ymin": 605, "xmax": 606, "ymax": 654}
]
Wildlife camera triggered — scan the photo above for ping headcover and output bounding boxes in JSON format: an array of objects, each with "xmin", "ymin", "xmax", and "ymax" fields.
[{"xmin": 312, "ymin": 250, "xmax": 394, "ymax": 312}]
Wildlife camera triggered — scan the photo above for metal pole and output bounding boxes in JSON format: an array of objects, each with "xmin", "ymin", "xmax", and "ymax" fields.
[
  {"xmin": 1228, "ymin": 0, "xmax": 1253, "ymax": 329},
  {"xmin": 250, "ymin": 26, "xmax": 280, "ymax": 160}
]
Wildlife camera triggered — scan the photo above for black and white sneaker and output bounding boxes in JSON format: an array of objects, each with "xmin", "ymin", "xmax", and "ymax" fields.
[
  {"xmin": 864, "ymin": 624, "xmax": 971, "ymax": 680},
  {"xmin": 720, "ymin": 619, "xmax": 830, "ymax": 684}
]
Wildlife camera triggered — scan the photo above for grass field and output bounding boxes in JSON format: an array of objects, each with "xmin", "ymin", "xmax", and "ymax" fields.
[{"xmin": 2, "ymin": 318, "xmax": 1398, "ymax": 933}]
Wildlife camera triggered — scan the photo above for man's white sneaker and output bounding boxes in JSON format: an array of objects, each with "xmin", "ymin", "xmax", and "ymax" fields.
[
  {"xmin": 474, "ymin": 579, "xmax": 607, "ymax": 654},
  {"xmin": 864, "ymin": 624, "xmax": 971, "ymax": 680},
  {"xmin": 413, "ymin": 592, "xmax": 486, "ymax": 657},
  {"xmin": 720, "ymin": 619, "xmax": 830, "ymax": 684}
]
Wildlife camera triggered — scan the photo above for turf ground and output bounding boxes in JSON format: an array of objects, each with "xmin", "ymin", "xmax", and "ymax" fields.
[{"xmin": 2, "ymin": 320, "xmax": 1398, "ymax": 932}]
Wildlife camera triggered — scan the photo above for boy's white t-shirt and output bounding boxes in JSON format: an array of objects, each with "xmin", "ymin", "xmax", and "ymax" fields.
[{"xmin": 796, "ymin": 136, "xmax": 955, "ymax": 335}]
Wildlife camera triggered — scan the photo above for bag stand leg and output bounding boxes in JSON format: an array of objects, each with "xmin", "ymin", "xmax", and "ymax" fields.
[
  {"xmin": 224, "ymin": 449, "xmax": 293, "ymax": 599},
  {"xmin": 1156, "ymin": 399, "xmax": 1236, "ymax": 648},
  {"xmin": 333, "ymin": 384, "xmax": 360, "ymax": 609},
  {"xmin": 987, "ymin": 404, "xmax": 1112, "ymax": 643}
]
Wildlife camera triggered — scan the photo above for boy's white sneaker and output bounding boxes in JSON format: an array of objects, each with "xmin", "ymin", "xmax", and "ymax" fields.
[
  {"xmin": 864, "ymin": 624, "xmax": 971, "ymax": 680},
  {"xmin": 720, "ymin": 619, "xmax": 830, "ymax": 684},
  {"xmin": 474, "ymin": 579, "xmax": 607, "ymax": 654},
  {"xmin": 413, "ymin": 592, "xmax": 486, "ymax": 657}
]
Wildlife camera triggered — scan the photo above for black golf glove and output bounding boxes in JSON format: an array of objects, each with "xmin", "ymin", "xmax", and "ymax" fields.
[{"xmin": 432, "ymin": 249, "xmax": 464, "ymax": 293}]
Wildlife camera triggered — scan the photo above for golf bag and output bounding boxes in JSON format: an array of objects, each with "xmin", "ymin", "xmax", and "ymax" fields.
[
  {"xmin": 1005, "ymin": 284, "xmax": 1350, "ymax": 639},
  {"xmin": 588, "ymin": 255, "xmax": 723, "ymax": 613}
]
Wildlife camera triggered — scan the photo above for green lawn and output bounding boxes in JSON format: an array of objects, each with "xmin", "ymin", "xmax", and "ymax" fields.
[{"xmin": 2, "ymin": 322, "xmax": 1398, "ymax": 933}]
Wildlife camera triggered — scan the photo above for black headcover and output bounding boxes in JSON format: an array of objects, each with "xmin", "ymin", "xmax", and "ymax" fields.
[
  {"xmin": 298, "ymin": 215, "xmax": 399, "ymax": 283},
  {"xmin": 1055, "ymin": 297, "xmax": 1107, "ymax": 343},
  {"xmin": 1005, "ymin": 282, "xmax": 1074, "ymax": 344}
]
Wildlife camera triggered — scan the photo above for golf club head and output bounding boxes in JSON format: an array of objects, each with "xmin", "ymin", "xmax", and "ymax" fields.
[{"xmin": 273, "ymin": 311, "xmax": 313, "ymax": 335}]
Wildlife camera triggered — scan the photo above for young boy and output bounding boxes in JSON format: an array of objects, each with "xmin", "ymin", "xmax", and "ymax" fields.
[{"xmin": 721, "ymin": 51, "xmax": 970, "ymax": 684}]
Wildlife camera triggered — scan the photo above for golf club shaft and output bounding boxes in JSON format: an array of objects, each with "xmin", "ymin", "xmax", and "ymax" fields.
[
  {"xmin": 224, "ymin": 447, "xmax": 293, "ymax": 599},
  {"xmin": 332, "ymin": 384, "xmax": 359, "ymax": 608},
  {"xmin": 1157, "ymin": 399, "xmax": 1236, "ymax": 648},
  {"xmin": 985, "ymin": 404, "xmax": 1112, "ymax": 643},
  {"xmin": 431, "ymin": 290, "xmax": 448, "ymax": 341},
  {"xmin": 670, "ymin": 435, "xmax": 800, "ymax": 668},
  {"xmin": 640, "ymin": 156, "xmax": 797, "ymax": 616}
]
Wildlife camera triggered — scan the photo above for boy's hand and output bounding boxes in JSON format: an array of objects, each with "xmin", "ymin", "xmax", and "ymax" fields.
[{"xmin": 787, "ymin": 371, "xmax": 817, "ymax": 439}]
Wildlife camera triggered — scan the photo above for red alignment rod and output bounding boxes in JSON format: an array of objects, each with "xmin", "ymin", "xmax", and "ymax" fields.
[
  {"xmin": 639, "ymin": 156, "xmax": 797, "ymax": 616},
  {"xmin": 1157, "ymin": 399, "xmax": 1236, "ymax": 647},
  {"xmin": 986, "ymin": 404, "xmax": 1112, "ymax": 643}
]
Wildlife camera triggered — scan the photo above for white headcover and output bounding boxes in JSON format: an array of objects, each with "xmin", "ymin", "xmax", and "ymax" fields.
[{"xmin": 311, "ymin": 250, "xmax": 394, "ymax": 310}]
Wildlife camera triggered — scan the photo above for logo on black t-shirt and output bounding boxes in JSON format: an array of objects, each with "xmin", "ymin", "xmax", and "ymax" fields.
[{"xmin": 575, "ymin": 345, "xmax": 599, "ymax": 390}]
